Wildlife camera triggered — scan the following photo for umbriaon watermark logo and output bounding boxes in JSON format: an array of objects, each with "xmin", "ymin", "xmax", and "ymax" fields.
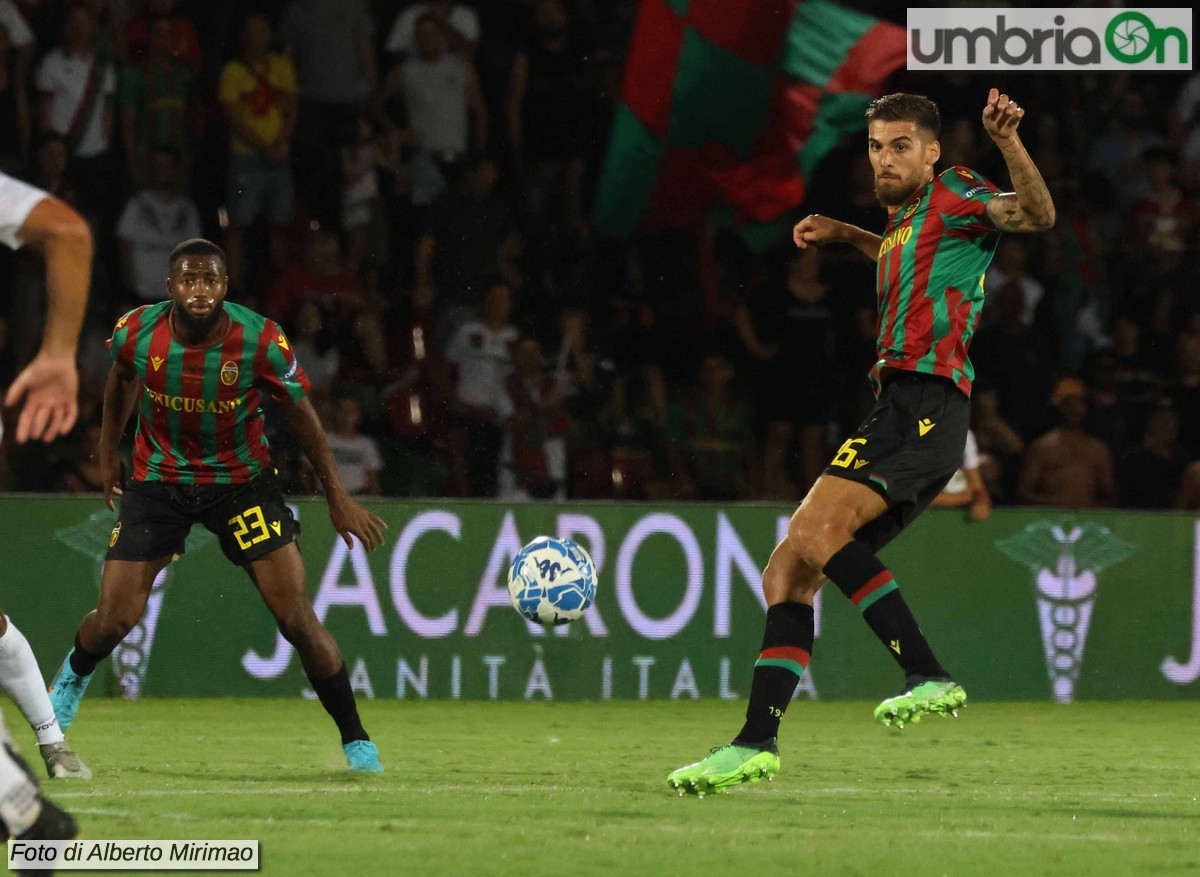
[{"xmin": 908, "ymin": 8, "xmax": 1191, "ymax": 70}]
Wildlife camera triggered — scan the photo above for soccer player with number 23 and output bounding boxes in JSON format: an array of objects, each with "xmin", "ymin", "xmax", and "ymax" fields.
[
  {"xmin": 669, "ymin": 89, "xmax": 1055, "ymax": 795},
  {"xmin": 48, "ymin": 239, "xmax": 389, "ymax": 774}
]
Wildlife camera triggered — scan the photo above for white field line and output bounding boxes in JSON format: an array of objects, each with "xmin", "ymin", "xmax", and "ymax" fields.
[{"xmin": 52, "ymin": 785, "xmax": 1199, "ymax": 802}]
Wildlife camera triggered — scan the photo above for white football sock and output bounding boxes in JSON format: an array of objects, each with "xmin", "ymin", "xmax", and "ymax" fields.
[{"xmin": 0, "ymin": 618, "xmax": 64, "ymax": 745}]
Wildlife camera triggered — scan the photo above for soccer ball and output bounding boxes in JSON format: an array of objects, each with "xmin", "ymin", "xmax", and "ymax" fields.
[{"xmin": 508, "ymin": 536, "xmax": 597, "ymax": 625}]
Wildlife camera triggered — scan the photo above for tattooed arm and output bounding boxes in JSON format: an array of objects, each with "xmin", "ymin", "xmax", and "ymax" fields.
[{"xmin": 980, "ymin": 88, "xmax": 1056, "ymax": 233}]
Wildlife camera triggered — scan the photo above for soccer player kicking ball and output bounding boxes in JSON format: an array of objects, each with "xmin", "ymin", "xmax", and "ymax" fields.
[
  {"xmin": 669, "ymin": 89, "xmax": 1055, "ymax": 795},
  {"xmin": 48, "ymin": 238, "xmax": 389, "ymax": 773}
]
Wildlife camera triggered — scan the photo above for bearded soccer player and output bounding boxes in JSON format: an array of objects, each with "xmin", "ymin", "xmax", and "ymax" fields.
[
  {"xmin": 669, "ymin": 89, "xmax": 1055, "ymax": 795},
  {"xmin": 47, "ymin": 238, "xmax": 389, "ymax": 773}
]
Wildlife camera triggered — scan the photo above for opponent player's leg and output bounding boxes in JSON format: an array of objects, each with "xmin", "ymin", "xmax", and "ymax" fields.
[
  {"xmin": 0, "ymin": 712, "xmax": 77, "ymax": 848},
  {"xmin": 667, "ymin": 537, "xmax": 822, "ymax": 795},
  {"xmin": 50, "ymin": 558, "xmax": 169, "ymax": 733},
  {"xmin": 245, "ymin": 544, "xmax": 382, "ymax": 773},
  {"xmin": 0, "ymin": 612, "xmax": 90, "ymax": 779},
  {"xmin": 791, "ymin": 477, "xmax": 964, "ymax": 726}
]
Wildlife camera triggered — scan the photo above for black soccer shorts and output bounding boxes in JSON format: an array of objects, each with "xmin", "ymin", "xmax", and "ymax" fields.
[
  {"xmin": 106, "ymin": 469, "xmax": 301, "ymax": 566},
  {"xmin": 824, "ymin": 371, "xmax": 970, "ymax": 553}
]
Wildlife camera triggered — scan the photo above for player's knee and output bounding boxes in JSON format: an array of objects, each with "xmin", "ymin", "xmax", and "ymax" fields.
[
  {"xmin": 94, "ymin": 612, "xmax": 137, "ymax": 646},
  {"xmin": 274, "ymin": 602, "xmax": 317, "ymax": 644},
  {"xmin": 786, "ymin": 513, "xmax": 841, "ymax": 570}
]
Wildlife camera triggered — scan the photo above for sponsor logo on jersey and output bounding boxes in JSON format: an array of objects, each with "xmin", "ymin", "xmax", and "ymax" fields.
[
  {"xmin": 221, "ymin": 361, "xmax": 239, "ymax": 387},
  {"xmin": 109, "ymin": 522, "xmax": 122, "ymax": 548},
  {"xmin": 283, "ymin": 358, "xmax": 298, "ymax": 381},
  {"xmin": 918, "ymin": 418, "xmax": 936, "ymax": 436},
  {"xmin": 878, "ymin": 225, "xmax": 914, "ymax": 258},
  {"xmin": 903, "ymin": 202, "xmax": 919, "ymax": 220},
  {"xmin": 150, "ymin": 356, "xmax": 165, "ymax": 371},
  {"xmin": 964, "ymin": 184, "xmax": 988, "ymax": 198},
  {"xmin": 275, "ymin": 331, "xmax": 290, "ymax": 351},
  {"xmin": 145, "ymin": 387, "xmax": 244, "ymax": 414},
  {"xmin": 115, "ymin": 312, "xmax": 132, "ymax": 330}
]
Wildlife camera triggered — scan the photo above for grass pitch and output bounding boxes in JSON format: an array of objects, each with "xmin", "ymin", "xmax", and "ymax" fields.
[{"xmin": 33, "ymin": 700, "xmax": 1200, "ymax": 876}]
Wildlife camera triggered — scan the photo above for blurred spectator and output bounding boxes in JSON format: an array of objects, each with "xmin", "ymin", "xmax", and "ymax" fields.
[
  {"xmin": 35, "ymin": 4, "xmax": 117, "ymax": 211},
  {"xmin": 265, "ymin": 226, "xmax": 366, "ymax": 330},
  {"xmin": 735, "ymin": 247, "xmax": 835, "ymax": 500},
  {"xmin": 30, "ymin": 132, "xmax": 72, "ymax": 200},
  {"xmin": 970, "ymin": 278, "xmax": 1055, "ymax": 442},
  {"xmin": 1176, "ymin": 460, "xmax": 1200, "ymax": 511},
  {"xmin": 971, "ymin": 389, "xmax": 1025, "ymax": 504},
  {"xmin": 1088, "ymin": 89, "xmax": 1162, "ymax": 205},
  {"xmin": 664, "ymin": 352, "xmax": 753, "ymax": 502},
  {"xmin": 290, "ymin": 299, "xmax": 339, "ymax": 397},
  {"xmin": 118, "ymin": 12, "xmax": 198, "ymax": 179},
  {"xmin": 498, "ymin": 336, "xmax": 569, "ymax": 500},
  {"xmin": 1018, "ymin": 378, "xmax": 1116, "ymax": 508},
  {"xmin": 374, "ymin": 12, "xmax": 486, "ymax": 168},
  {"xmin": 0, "ymin": 22, "xmax": 30, "ymax": 171},
  {"xmin": 506, "ymin": 0, "xmax": 595, "ymax": 288},
  {"xmin": 1041, "ymin": 174, "xmax": 1111, "ymax": 371},
  {"xmin": 218, "ymin": 13, "xmax": 297, "ymax": 291},
  {"xmin": 279, "ymin": 0, "xmax": 376, "ymax": 228},
  {"xmin": 931, "ymin": 429, "xmax": 991, "ymax": 521},
  {"xmin": 982, "ymin": 239, "xmax": 1043, "ymax": 329},
  {"xmin": 325, "ymin": 397, "xmax": 382, "ymax": 495},
  {"xmin": 414, "ymin": 154, "xmax": 518, "ymax": 333},
  {"xmin": 1127, "ymin": 147, "xmax": 1198, "ymax": 263},
  {"xmin": 56, "ymin": 421, "xmax": 105, "ymax": 493},
  {"xmin": 445, "ymin": 280, "xmax": 518, "ymax": 497},
  {"xmin": 1167, "ymin": 331, "xmax": 1200, "ymax": 460},
  {"xmin": 124, "ymin": 0, "xmax": 200, "ymax": 68},
  {"xmin": 340, "ymin": 112, "xmax": 398, "ymax": 277},
  {"xmin": 116, "ymin": 144, "xmax": 200, "ymax": 302},
  {"xmin": 1118, "ymin": 402, "xmax": 1185, "ymax": 509},
  {"xmin": 385, "ymin": 0, "xmax": 479, "ymax": 60}
]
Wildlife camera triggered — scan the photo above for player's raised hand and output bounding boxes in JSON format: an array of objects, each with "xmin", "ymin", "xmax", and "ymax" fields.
[
  {"xmin": 982, "ymin": 87, "xmax": 1024, "ymax": 143},
  {"xmin": 328, "ymin": 494, "xmax": 388, "ymax": 552},
  {"xmin": 793, "ymin": 214, "xmax": 844, "ymax": 249},
  {"xmin": 3, "ymin": 352, "xmax": 78, "ymax": 443}
]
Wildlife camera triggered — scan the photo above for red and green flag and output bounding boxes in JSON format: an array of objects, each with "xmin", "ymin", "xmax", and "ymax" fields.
[{"xmin": 594, "ymin": 0, "xmax": 906, "ymax": 247}]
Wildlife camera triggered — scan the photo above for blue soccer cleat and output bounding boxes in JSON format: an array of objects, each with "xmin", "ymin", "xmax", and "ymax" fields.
[
  {"xmin": 343, "ymin": 740, "xmax": 383, "ymax": 773},
  {"xmin": 49, "ymin": 651, "xmax": 94, "ymax": 732}
]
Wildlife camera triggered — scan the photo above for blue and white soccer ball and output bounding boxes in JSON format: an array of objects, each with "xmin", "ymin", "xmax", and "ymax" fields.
[{"xmin": 508, "ymin": 537, "xmax": 597, "ymax": 626}]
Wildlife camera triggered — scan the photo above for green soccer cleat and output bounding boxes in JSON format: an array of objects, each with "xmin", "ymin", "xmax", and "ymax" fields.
[
  {"xmin": 666, "ymin": 743, "xmax": 780, "ymax": 797},
  {"xmin": 873, "ymin": 679, "xmax": 967, "ymax": 728},
  {"xmin": 343, "ymin": 740, "xmax": 383, "ymax": 773},
  {"xmin": 48, "ymin": 651, "xmax": 94, "ymax": 732}
]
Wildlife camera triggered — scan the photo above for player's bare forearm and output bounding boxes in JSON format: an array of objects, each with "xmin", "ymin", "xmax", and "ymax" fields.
[
  {"xmin": 284, "ymin": 397, "xmax": 388, "ymax": 550},
  {"xmin": 987, "ymin": 141, "xmax": 1056, "ymax": 232},
  {"xmin": 283, "ymin": 397, "xmax": 349, "ymax": 501},
  {"xmin": 100, "ymin": 364, "xmax": 139, "ymax": 456},
  {"xmin": 794, "ymin": 214, "xmax": 882, "ymax": 262},
  {"xmin": 21, "ymin": 198, "xmax": 92, "ymax": 357},
  {"xmin": 844, "ymin": 224, "xmax": 884, "ymax": 262},
  {"xmin": 981, "ymin": 89, "xmax": 1055, "ymax": 232}
]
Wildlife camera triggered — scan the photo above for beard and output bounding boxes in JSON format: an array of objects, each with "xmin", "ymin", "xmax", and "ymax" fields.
[
  {"xmin": 174, "ymin": 299, "xmax": 225, "ymax": 336},
  {"xmin": 874, "ymin": 174, "xmax": 920, "ymax": 207}
]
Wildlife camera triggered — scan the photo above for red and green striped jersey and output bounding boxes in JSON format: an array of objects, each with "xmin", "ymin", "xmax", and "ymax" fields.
[
  {"xmin": 106, "ymin": 300, "xmax": 311, "ymax": 485},
  {"xmin": 871, "ymin": 165, "xmax": 1002, "ymax": 397}
]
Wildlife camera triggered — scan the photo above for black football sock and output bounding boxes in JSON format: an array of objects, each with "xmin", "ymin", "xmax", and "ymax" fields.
[
  {"xmin": 823, "ymin": 540, "xmax": 947, "ymax": 681},
  {"xmin": 68, "ymin": 634, "xmax": 108, "ymax": 677},
  {"xmin": 734, "ymin": 602, "xmax": 814, "ymax": 746},
  {"xmin": 309, "ymin": 664, "xmax": 369, "ymax": 745}
]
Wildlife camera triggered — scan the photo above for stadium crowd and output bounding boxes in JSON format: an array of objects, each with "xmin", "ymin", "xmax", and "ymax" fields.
[{"xmin": 0, "ymin": 0, "xmax": 1199, "ymax": 511}]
